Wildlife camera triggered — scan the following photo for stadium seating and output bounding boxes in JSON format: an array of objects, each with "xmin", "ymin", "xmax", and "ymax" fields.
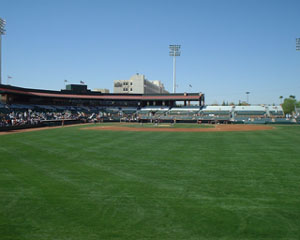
[
  {"xmin": 1, "ymin": 100, "xmax": 299, "ymax": 127},
  {"xmin": 268, "ymin": 106, "xmax": 284, "ymax": 117},
  {"xmin": 234, "ymin": 106, "xmax": 266, "ymax": 117},
  {"xmin": 199, "ymin": 106, "xmax": 232, "ymax": 121}
]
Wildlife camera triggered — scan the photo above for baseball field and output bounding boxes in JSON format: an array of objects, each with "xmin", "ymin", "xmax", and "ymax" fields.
[{"xmin": 0, "ymin": 123, "xmax": 300, "ymax": 239}]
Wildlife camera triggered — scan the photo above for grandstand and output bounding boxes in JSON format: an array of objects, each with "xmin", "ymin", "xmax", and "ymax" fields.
[
  {"xmin": 234, "ymin": 105, "xmax": 266, "ymax": 117},
  {"xmin": 137, "ymin": 106, "xmax": 170, "ymax": 120},
  {"xmin": 198, "ymin": 106, "xmax": 232, "ymax": 123},
  {"xmin": 0, "ymin": 84, "xmax": 204, "ymax": 108},
  {"xmin": 167, "ymin": 106, "xmax": 199, "ymax": 120},
  {"xmin": 268, "ymin": 105, "xmax": 285, "ymax": 117},
  {"xmin": 0, "ymin": 83, "xmax": 298, "ymax": 129}
]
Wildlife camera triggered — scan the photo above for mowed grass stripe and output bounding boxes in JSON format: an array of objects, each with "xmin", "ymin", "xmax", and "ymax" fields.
[{"xmin": 0, "ymin": 125, "xmax": 300, "ymax": 239}]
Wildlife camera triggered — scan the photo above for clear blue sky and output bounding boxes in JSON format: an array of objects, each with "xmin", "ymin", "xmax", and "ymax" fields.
[{"xmin": 1, "ymin": 0, "xmax": 300, "ymax": 104}]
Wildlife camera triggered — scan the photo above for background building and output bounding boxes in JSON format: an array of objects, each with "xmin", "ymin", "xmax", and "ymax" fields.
[
  {"xmin": 114, "ymin": 74, "xmax": 169, "ymax": 94},
  {"xmin": 93, "ymin": 88, "xmax": 110, "ymax": 93}
]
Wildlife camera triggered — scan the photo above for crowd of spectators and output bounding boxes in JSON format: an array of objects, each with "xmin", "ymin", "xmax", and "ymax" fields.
[{"xmin": 0, "ymin": 109, "xmax": 94, "ymax": 128}]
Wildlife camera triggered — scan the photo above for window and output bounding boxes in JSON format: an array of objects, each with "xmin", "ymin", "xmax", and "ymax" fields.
[{"xmin": 130, "ymin": 88, "xmax": 132, "ymax": 91}]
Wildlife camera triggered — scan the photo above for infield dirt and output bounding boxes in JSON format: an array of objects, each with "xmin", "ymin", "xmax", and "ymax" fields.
[
  {"xmin": 0, "ymin": 123, "xmax": 274, "ymax": 135},
  {"xmin": 83, "ymin": 124, "xmax": 273, "ymax": 132}
]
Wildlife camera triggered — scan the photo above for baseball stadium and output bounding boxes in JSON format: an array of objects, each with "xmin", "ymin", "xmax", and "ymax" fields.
[
  {"xmin": 0, "ymin": 83, "xmax": 298, "ymax": 130},
  {"xmin": 1, "ymin": 3, "xmax": 300, "ymax": 239},
  {"xmin": 1, "ymin": 81, "xmax": 300, "ymax": 240}
]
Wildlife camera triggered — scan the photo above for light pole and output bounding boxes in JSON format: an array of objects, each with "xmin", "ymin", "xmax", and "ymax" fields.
[
  {"xmin": 7, "ymin": 75, "xmax": 12, "ymax": 85},
  {"xmin": 0, "ymin": 18, "xmax": 6, "ymax": 85},
  {"xmin": 169, "ymin": 45, "xmax": 181, "ymax": 93},
  {"xmin": 246, "ymin": 92, "xmax": 250, "ymax": 104},
  {"xmin": 296, "ymin": 38, "xmax": 300, "ymax": 51},
  {"xmin": 64, "ymin": 79, "xmax": 68, "ymax": 88}
]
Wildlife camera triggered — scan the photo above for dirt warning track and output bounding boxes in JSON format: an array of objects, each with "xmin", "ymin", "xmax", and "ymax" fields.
[{"xmin": 83, "ymin": 124, "xmax": 273, "ymax": 132}]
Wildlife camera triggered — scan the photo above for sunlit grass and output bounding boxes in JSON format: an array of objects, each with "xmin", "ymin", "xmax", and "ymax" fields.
[{"xmin": 0, "ymin": 125, "xmax": 300, "ymax": 239}]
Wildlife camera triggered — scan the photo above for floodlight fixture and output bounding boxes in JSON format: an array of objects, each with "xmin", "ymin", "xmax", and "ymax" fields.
[
  {"xmin": 0, "ymin": 18, "xmax": 6, "ymax": 84},
  {"xmin": 297, "ymin": 38, "xmax": 300, "ymax": 51},
  {"xmin": 0, "ymin": 18, "xmax": 6, "ymax": 35},
  {"xmin": 169, "ymin": 44, "xmax": 181, "ymax": 93}
]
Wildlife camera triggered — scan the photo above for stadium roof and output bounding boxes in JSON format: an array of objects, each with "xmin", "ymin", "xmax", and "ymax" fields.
[
  {"xmin": 0, "ymin": 84, "xmax": 203, "ymax": 101},
  {"xmin": 234, "ymin": 106, "xmax": 266, "ymax": 111}
]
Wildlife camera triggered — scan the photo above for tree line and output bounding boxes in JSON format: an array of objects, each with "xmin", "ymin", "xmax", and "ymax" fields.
[{"xmin": 281, "ymin": 95, "xmax": 300, "ymax": 115}]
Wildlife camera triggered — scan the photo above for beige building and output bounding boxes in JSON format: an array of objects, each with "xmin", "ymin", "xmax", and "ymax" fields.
[
  {"xmin": 114, "ymin": 74, "xmax": 169, "ymax": 94},
  {"xmin": 92, "ymin": 88, "xmax": 110, "ymax": 93}
]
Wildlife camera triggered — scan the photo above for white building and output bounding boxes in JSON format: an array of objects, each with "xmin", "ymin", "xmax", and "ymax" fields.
[
  {"xmin": 114, "ymin": 74, "xmax": 169, "ymax": 94},
  {"xmin": 92, "ymin": 88, "xmax": 110, "ymax": 93}
]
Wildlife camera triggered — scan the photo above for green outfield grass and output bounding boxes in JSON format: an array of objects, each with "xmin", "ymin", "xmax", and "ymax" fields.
[{"xmin": 0, "ymin": 124, "xmax": 300, "ymax": 240}]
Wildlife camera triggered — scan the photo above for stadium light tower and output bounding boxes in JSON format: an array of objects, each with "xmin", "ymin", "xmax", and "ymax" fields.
[
  {"xmin": 169, "ymin": 45, "xmax": 181, "ymax": 93},
  {"xmin": 0, "ymin": 18, "xmax": 6, "ymax": 84},
  {"xmin": 246, "ymin": 91, "xmax": 250, "ymax": 104},
  {"xmin": 0, "ymin": 18, "xmax": 6, "ymax": 85},
  {"xmin": 296, "ymin": 38, "xmax": 300, "ymax": 51}
]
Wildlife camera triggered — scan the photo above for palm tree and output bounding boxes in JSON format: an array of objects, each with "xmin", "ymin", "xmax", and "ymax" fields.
[{"xmin": 279, "ymin": 96, "xmax": 283, "ymax": 104}]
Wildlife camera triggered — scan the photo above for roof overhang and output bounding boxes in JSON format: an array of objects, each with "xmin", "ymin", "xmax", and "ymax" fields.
[{"xmin": 0, "ymin": 85, "xmax": 203, "ymax": 101}]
